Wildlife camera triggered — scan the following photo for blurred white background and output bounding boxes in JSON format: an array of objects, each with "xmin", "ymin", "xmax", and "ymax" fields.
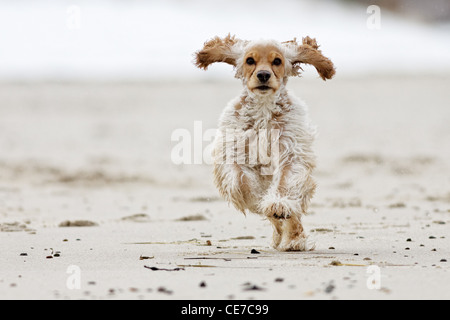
[{"xmin": 0, "ymin": 0, "xmax": 449, "ymax": 80}]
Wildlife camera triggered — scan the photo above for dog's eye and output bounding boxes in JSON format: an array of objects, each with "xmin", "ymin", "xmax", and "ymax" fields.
[
  {"xmin": 246, "ymin": 57, "xmax": 255, "ymax": 65},
  {"xmin": 273, "ymin": 58, "xmax": 282, "ymax": 66}
]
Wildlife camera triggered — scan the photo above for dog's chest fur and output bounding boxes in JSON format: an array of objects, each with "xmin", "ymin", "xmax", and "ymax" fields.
[
  {"xmin": 217, "ymin": 87, "xmax": 315, "ymax": 172},
  {"xmin": 234, "ymin": 89, "xmax": 293, "ymax": 132}
]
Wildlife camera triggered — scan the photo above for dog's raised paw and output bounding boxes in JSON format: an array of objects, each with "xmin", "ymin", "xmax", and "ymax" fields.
[{"xmin": 268, "ymin": 202, "xmax": 292, "ymax": 220}]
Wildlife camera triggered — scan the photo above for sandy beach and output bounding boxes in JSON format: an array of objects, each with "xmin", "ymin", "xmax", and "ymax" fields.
[{"xmin": 0, "ymin": 75, "xmax": 449, "ymax": 300}]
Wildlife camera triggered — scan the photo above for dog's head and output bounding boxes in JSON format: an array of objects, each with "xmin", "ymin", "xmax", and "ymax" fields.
[{"xmin": 194, "ymin": 35, "xmax": 335, "ymax": 95}]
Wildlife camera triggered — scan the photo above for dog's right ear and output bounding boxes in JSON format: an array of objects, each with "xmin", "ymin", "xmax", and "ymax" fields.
[{"xmin": 194, "ymin": 34, "xmax": 244, "ymax": 70}]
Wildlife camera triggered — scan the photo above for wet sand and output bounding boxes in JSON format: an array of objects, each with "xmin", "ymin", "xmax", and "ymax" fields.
[{"xmin": 0, "ymin": 75, "xmax": 449, "ymax": 299}]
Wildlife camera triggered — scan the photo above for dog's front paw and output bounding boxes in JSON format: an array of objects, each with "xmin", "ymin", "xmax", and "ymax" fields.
[
  {"xmin": 278, "ymin": 237, "xmax": 315, "ymax": 252},
  {"xmin": 260, "ymin": 196, "xmax": 301, "ymax": 220},
  {"xmin": 268, "ymin": 202, "xmax": 291, "ymax": 219},
  {"xmin": 260, "ymin": 197, "xmax": 292, "ymax": 220}
]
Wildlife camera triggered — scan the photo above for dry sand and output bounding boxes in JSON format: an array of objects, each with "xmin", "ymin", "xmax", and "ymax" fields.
[{"xmin": 0, "ymin": 75, "xmax": 449, "ymax": 300}]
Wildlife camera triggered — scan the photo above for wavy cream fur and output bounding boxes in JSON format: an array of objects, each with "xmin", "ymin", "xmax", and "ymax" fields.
[{"xmin": 195, "ymin": 35, "xmax": 335, "ymax": 251}]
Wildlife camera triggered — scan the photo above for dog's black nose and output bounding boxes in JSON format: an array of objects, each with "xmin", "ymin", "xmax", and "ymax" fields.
[{"xmin": 257, "ymin": 70, "xmax": 271, "ymax": 83}]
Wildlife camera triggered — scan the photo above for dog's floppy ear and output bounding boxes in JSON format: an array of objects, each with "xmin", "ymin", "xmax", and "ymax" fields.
[
  {"xmin": 283, "ymin": 36, "xmax": 335, "ymax": 80},
  {"xmin": 194, "ymin": 34, "xmax": 244, "ymax": 70}
]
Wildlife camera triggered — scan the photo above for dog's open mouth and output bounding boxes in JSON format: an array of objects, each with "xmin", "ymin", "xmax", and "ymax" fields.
[{"xmin": 256, "ymin": 86, "xmax": 271, "ymax": 91}]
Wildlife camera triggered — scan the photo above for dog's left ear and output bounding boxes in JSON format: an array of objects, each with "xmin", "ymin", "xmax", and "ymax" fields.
[
  {"xmin": 194, "ymin": 34, "xmax": 244, "ymax": 70},
  {"xmin": 283, "ymin": 36, "xmax": 336, "ymax": 80}
]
